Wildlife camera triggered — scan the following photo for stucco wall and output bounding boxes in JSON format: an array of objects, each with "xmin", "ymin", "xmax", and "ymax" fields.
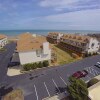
[{"xmin": 19, "ymin": 50, "xmax": 51, "ymax": 65}]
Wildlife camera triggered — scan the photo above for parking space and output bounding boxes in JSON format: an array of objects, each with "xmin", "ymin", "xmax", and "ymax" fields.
[
  {"xmin": 81, "ymin": 66, "xmax": 100, "ymax": 82},
  {"xmin": 85, "ymin": 66, "xmax": 100, "ymax": 76},
  {"xmin": 32, "ymin": 75, "xmax": 68, "ymax": 100}
]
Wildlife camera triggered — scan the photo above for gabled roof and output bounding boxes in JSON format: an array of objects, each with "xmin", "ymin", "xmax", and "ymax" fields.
[{"xmin": 17, "ymin": 33, "xmax": 50, "ymax": 52}]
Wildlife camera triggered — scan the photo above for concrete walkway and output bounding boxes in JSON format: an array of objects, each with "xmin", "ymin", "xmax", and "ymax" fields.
[{"xmin": 7, "ymin": 67, "xmax": 22, "ymax": 76}]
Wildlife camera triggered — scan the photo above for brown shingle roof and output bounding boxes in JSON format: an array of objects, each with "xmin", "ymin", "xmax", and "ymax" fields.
[
  {"xmin": 48, "ymin": 32, "xmax": 61, "ymax": 36},
  {"xmin": 0, "ymin": 34, "xmax": 7, "ymax": 39},
  {"xmin": 17, "ymin": 33, "xmax": 50, "ymax": 52},
  {"xmin": 61, "ymin": 34, "xmax": 91, "ymax": 43}
]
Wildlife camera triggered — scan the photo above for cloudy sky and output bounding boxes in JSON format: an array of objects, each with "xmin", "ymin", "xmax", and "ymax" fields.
[{"xmin": 0, "ymin": 0, "xmax": 100, "ymax": 30}]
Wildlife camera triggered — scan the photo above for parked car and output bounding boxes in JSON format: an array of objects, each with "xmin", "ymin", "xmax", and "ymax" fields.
[
  {"xmin": 97, "ymin": 62, "xmax": 100, "ymax": 64},
  {"xmin": 94, "ymin": 62, "xmax": 100, "ymax": 68},
  {"xmin": 72, "ymin": 70, "xmax": 88, "ymax": 78},
  {"xmin": 8, "ymin": 62, "xmax": 20, "ymax": 67}
]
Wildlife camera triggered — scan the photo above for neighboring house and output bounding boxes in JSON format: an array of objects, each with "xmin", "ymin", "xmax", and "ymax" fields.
[
  {"xmin": 47, "ymin": 32, "xmax": 63, "ymax": 44},
  {"xmin": 88, "ymin": 34, "xmax": 100, "ymax": 50},
  {"xmin": 17, "ymin": 33, "xmax": 51, "ymax": 65},
  {"xmin": 0, "ymin": 34, "xmax": 8, "ymax": 49},
  {"xmin": 58, "ymin": 34, "xmax": 99, "ymax": 56}
]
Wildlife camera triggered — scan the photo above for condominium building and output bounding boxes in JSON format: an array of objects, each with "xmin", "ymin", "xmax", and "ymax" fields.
[
  {"xmin": 58, "ymin": 34, "xmax": 99, "ymax": 56},
  {"xmin": 47, "ymin": 32, "xmax": 63, "ymax": 44},
  {"xmin": 0, "ymin": 34, "xmax": 8, "ymax": 49},
  {"xmin": 17, "ymin": 33, "xmax": 51, "ymax": 65}
]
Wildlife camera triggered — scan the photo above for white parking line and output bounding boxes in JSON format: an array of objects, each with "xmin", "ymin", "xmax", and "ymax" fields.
[
  {"xmin": 52, "ymin": 79, "xmax": 60, "ymax": 93},
  {"xmin": 59, "ymin": 76, "xmax": 67, "ymax": 86},
  {"xmin": 89, "ymin": 67, "xmax": 92, "ymax": 74},
  {"xmin": 91, "ymin": 68, "xmax": 96, "ymax": 76},
  {"xmin": 44, "ymin": 82, "xmax": 50, "ymax": 97},
  {"xmin": 85, "ymin": 67, "xmax": 96, "ymax": 76},
  {"xmin": 94, "ymin": 70, "xmax": 100, "ymax": 75},
  {"xmin": 34, "ymin": 84, "xmax": 39, "ymax": 100}
]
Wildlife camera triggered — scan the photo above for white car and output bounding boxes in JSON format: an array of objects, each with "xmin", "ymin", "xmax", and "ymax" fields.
[
  {"xmin": 97, "ymin": 62, "xmax": 100, "ymax": 65},
  {"xmin": 94, "ymin": 62, "xmax": 100, "ymax": 68}
]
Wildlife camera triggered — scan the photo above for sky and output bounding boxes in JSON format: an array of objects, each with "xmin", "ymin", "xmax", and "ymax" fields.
[{"xmin": 0, "ymin": 0, "xmax": 100, "ymax": 30}]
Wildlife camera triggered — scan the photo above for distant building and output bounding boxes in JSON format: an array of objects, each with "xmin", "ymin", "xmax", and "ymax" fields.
[
  {"xmin": 47, "ymin": 32, "xmax": 63, "ymax": 44},
  {"xmin": 17, "ymin": 33, "xmax": 51, "ymax": 65},
  {"xmin": 88, "ymin": 34, "xmax": 100, "ymax": 49},
  {"xmin": 58, "ymin": 34, "xmax": 99, "ymax": 56},
  {"xmin": 0, "ymin": 34, "xmax": 8, "ymax": 49}
]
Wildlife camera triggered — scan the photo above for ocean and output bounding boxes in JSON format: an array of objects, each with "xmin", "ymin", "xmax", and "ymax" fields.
[{"xmin": 0, "ymin": 30, "xmax": 100, "ymax": 36}]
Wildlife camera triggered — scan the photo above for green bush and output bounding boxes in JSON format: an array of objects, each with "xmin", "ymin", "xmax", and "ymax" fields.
[
  {"xmin": 23, "ymin": 64, "xmax": 31, "ymax": 71},
  {"xmin": 37, "ymin": 62, "xmax": 43, "ymax": 68},
  {"xmin": 43, "ymin": 60, "xmax": 49, "ymax": 67},
  {"xmin": 23, "ymin": 60, "xmax": 49, "ymax": 71},
  {"xmin": 30, "ymin": 63, "xmax": 35, "ymax": 70},
  {"xmin": 0, "ymin": 48, "xmax": 6, "ymax": 52},
  {"xmin": 87, "ymin": 78, "xmax": 99, "ymax": 87}
]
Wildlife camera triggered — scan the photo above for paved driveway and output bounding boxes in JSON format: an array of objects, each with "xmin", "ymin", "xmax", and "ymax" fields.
[
  {"xmin": 4, "ymin": 55, "xmax": 100, "ymax": 100},
  {"xmin": 0, "ymin": 42, "xmax": 16, "ymax": 82}
]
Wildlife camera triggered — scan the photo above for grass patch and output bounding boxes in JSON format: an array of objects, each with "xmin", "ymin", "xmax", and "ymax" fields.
[
  {"xmin": 52, "ymin": 45, "xmax": 82, "ymax": 65},
  {"xmin": 3, "ymin": 89, "xmax": 24, "ymax": 100},
  {"xmin": 0, "ymin": 48, "xmax": 6, "ymax": 52}
]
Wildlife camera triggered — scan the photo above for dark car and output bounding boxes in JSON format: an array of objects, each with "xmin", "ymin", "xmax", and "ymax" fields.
[
  {"xmin": 8, "ymin": 62, "xmax": 20, "ymax": 67},
  {"xmin": 72, "ymin": 70, "xmax": 88, "ymax": 78}
]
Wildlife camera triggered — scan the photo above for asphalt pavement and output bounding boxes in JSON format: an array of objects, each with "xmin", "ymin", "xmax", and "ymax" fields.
[
  {"xmin": 3, "ymin": 54, "xmax": 100, "ymax": 100},
  {"xmin": 0, "ymin": 44, "xmax": 100, "ymax": 100},
  {"xmin": 0, "ymin": 42, "xmax": 16, "ymax": 82}
]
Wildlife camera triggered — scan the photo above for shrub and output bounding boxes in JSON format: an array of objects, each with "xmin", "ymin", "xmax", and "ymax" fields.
[
  {"xmin": 43, "ymin": 60, "xmax": 49, "ymax": 67},
  {"xmin": 23, "ymin": 64, "xmax": 31, "ymax": 71},
  {"xmin": 37, "ymin": 62, "xmax": 43, "ymax": 68},
  {"xmin": 30, "ymin": 63, "xmax": 35, "ymax": 70},
  {"xmin": 87, "ymin": 78, "xmax": 99, "ymax": 87},
  {"xmin": 23, "ymin": 61, "xmax": 49, "ymax": 71}
]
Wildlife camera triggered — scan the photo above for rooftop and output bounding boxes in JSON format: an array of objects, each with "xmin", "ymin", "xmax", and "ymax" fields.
[
  {"xmin": 0, "ymin": 34, "xmax": 7, "ymax": 40},
  {"xmin": 61, "ymin": 34, "xmax": 92, "ymax": 43},
  {"xmin": 48, "ymin": 32, "xmax": 61, "ymax": 36},
  {"xmin": 17, "ymin": 33, "xmax": 49, "ymax": 52}
]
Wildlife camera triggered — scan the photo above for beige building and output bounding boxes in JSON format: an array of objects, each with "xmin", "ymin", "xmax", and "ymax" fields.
[
  {"xmin": 47, "ymin": 32, "xmax": 63, "ymax": 44},
  {"xmin": 88, "ymin": 81, "xmax": 100, "ymax": 100},
  {"xmin": 58, "ymin": 34, "xmax": 99, "ymax": 56},
  {"xmin": 0, "ymin": 34, "xmax": 8, "ymax": 49},
  {"xmin": 17, "ymin": 33, "xmax": 51, "ymax": 65}
]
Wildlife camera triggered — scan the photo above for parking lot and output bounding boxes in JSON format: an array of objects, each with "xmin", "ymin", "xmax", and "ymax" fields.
[
  {"xmin": 10, "ymin": 57, "xmax": 99, "ymax": 100},
  {"xmin": 1, "ymin": 51, "xmax": 100, "ymax": 100},
  {"xmin": 22, "ymin": 72, "xmax": 68, "ymax": 100}
]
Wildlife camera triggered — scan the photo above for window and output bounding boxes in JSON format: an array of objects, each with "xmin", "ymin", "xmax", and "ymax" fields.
[
  {"xmin": 91, "ymin": 43, "xmax": 95, "ymax": 48},
  {"xmin": 36, "ymin": 49, "xmax": 42, "ymax": 57}
]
